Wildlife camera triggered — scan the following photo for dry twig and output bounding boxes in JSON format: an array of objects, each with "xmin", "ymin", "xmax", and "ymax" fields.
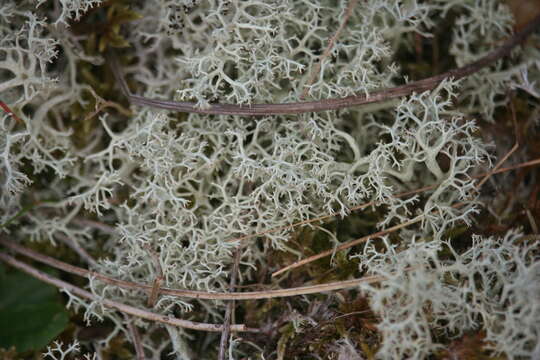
[
  {"xmin": 0, "ymin": 252, "xmax": 257, "ymax": 332},
  {"xmin": 272, "ymin": 136, "xmax": 529, "ymax": 277},
  {"xmin": 54, "ymin": 232, "xmax": 100, "ymax": 269},
  {"xmin": 300, "ymin": 0, "xmax": 359, "ymax": 99},
  {"xmin": 0, "ymin": 237, "xmax": 388, "ymax": 300},
  {"xmin": 475, "ymin": 94, "xmax": 520, "ymax": 190},
  {"xmin": 272, "ymin": 216, "xmax": 424, "ymax": 277},
  {"xmin": 0, "ymin": 100, "xmax": 24, "ymax": 124},
  {"xmin": 126, "ymin": 317, "xmax": 145, "ymax": 360},
  {"xmin": 218, "ymin": 248, "xmax": 242, "ymax": 360},
  {"xmin": 143, "ymin": 244, "xmax": 164, "ymax": 308},
  {"xmin": 108, "ymin": 14, "xmax": 540, "ymax": 115}
]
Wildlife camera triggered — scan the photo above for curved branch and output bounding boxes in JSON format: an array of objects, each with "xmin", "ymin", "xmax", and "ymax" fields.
[
  {"xmin": 0, "ymin": 252, "xmax": 257, "ymax": 332},
  {"xmin": 0, "ymin": 238, "xmax": 384, "ymax": 300},
  {"xmin": 108, "ymin": 14, "xmax": 540, "ymax": 116},
  {"xmin": 272, "ymin": 216, "xmax": 424, "ymax": 277}
]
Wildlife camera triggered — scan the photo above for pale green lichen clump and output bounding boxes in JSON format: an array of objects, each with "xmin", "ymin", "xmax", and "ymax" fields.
[{"xmin": 1, "ymin": 0, "xmax": 539, "ymax": 358}]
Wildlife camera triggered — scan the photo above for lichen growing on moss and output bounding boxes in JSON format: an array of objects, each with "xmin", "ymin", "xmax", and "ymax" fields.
[{"xmin": 1, "ymin": 0, "xmax": 539, "ymax": 359}]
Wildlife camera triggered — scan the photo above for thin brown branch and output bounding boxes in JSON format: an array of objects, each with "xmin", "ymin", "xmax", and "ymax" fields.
[
  {"xmin": 229, "ymin": 154, "xmax": 540, "ymax": 246},
  {"xmin": 218, "ymin": 248, "xmax": 242, "ymax": 360},
  {"xmin": 83, "ymin": 92, "xmax": 132, "ymax": 123},
  {"xmin": 108, "ymin": 14, "xmax": 540, "ymax": 115},
  {"xmin": 475, "ymin": 95, "xmax": 520, "ymax": 190},
  {"xmin": 0, "ymin": 237, "xmax": 387, "ymax": 300},
  {"xmin": 143, "ymin": 244, "xmax": 164, "ymax": 308},
  {"xmin": 125, "ymin": 317, "xmax": 145, "ymax": 360},
  {"xmin": 55, "ymin": 233, "xmax": 100, "ymax": 269},
  {"xmin": 272, "ymin": 152, "xmax": 538, "ymax": 277},
  {"xmin": 489, "ymin": 157, "xmax": 540, "ymax": 174},
  {"xmin": 0, "ymin": 100, "xmax": 24, "ymax": 124},
  {"xmin": 272, "ymin": 216, "xmax": 424, "ymax": 277},
  {"xmin": 300, "ymin": 0, "xmax": 359, "ymax": 99},
  {"xmin": 273, "ymin": 196, "xmax": 483, "ymax": 277},
  {"xmin": 0, "ymin": 252, "xmax": 257, "ymax": 332},
  {"xmin": 526, "ymin": 209, "xmax": 539, "ymax": 234},
  {"xmin": 476, "ymin": 143, "xmax": 519, "ymax": 191}
]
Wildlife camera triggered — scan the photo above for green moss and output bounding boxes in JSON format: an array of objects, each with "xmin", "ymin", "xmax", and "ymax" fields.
[{"xmin": 70, "ymin": 0, "xmax": 141, "ymax": 55}]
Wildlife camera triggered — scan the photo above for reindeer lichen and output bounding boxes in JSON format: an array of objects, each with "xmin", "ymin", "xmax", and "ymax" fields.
[{"xmin": 1, "ymin": 0, "xmax": 539, "ymax": 359}]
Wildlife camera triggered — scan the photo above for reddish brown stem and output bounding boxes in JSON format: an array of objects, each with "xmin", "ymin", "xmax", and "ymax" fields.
[
  {"xmin": 108, "ymin": 14, "xmax": 540, "ymax": 116},
  {"xmin": 0, "ymin": 101, "xmax": 23, "ymax": 123}
]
